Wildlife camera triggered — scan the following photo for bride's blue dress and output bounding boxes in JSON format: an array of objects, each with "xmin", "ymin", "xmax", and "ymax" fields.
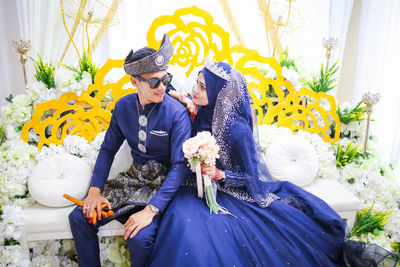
[{"xmin": 148, "ymin": 62, "xmax": 346, "ymax": 266}]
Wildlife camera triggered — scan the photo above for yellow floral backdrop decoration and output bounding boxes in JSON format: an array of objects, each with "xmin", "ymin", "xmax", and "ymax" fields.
[{"xmin": 21, "ymin": 6, "xmax": 341, "ymax": 149}]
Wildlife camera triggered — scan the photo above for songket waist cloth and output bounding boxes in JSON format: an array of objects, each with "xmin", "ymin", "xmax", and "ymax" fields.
[{"xmin": 102, "ymin": 159, "xmax": 169, "ymax": 220}]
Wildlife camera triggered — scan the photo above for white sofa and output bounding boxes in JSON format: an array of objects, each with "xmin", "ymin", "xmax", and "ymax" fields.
[
  {"xmin": 21, "ymin": 178, "xmax": 360, "ymax": 250},
  {"xmin": 21, "ymin": 141, "xmax": 361, "ymax": 248}
]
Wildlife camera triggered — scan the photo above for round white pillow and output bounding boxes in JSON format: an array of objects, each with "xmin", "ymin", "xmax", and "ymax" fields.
[
  {"xmin": 29, "ymin": 154, "xmax": 91, "ymax": 207},
  {"xmin": 264, "ymin": 135, "xmax": 318, "ymax": 187}
]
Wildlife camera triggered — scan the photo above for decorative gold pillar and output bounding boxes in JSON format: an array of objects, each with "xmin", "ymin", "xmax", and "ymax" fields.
[
  {"xmin": 362, "ymin": 92, "xmax": 381, "ymax": 153},
  {"xmin": 12, "ymin": 40, "xmax": 31, "ymax": 86}
]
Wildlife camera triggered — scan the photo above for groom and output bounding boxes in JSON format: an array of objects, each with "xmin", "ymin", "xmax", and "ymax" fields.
[{"xmin": 69, "ymin": 33, "xmax": 191, "ymax": 266}]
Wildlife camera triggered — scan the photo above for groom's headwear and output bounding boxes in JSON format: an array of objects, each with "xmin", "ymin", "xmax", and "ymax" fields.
[{"xmin": 124, "ymin": 33, "xmax": 174, "ymax": 76}]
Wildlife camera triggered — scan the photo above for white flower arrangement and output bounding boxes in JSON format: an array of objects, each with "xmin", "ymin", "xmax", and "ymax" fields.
[
  {"xmin": 0, "ymin": 245, "xmax": 30, "ymax": 267},
  {"xmin": 55, "ymin": 68, "xmax": 92, "ymax": 96},
  {"xmin": 282, "ymin": 66, "xmax": 302, "ymax": 90}
]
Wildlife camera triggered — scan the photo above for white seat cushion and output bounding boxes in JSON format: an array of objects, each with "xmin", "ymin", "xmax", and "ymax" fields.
[
  {"xmin": 23, "ymin": 203, "xmax": 124, "ymax": 241},
  {"xmin": 264, "ymin": 135, "xmax": 318, "ymax": 187},
  {"xmin": 303, "ymin": 179, "xmax": 361, "ymax": 229},
  {"xmin": 28, "ymin": 154, "xmax": 91, "ymax": 207}
]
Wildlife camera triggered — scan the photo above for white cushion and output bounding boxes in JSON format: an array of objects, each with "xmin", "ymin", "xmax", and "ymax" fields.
[
  {"xmin": 108, "ymin": 140, "xmax": 133, "ymax": 180},
  {"xmin": 28, "ymin": 154, "xmax": 91, "ymax": 207},
  {"xmin": 264, "ymin": 135, "xmax": 318, "ymax": 187},
  {"xmin": 23, "ymin": 203, "xmax": 124, "ymax": 241}
]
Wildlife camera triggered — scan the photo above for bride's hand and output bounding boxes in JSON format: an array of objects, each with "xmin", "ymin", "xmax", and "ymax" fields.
[
  {"xmin": 182, "ymin": 98, "xmax": 198, "ymax": 118},
  {"xmin": 201, "ymin": 163, "xmax": 222, "ymax": 180}
]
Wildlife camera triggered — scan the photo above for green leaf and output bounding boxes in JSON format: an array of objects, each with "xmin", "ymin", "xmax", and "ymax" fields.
[
  {"xmin": 0, "ymin": 124, "xmax": 6, "ymax": 146},
  {"xmin": 30, "ymin": 53, "xmax": 55, "ymax": 89},
  {"xmin": 389, "ymin": 163, "xmax": 395, "ymax": 171},
  {"xmin": 347, "ymin": 178, "xmax": 355, "ymax": 184},
  {"xmin": 351, "ymin": 204, "xmax": 392, "ymax": 237},
  {"xmin": 337, "ymin": 101, "xmax": 367, "ymax": 125},
  {"xmin": 306, "ymin": 61, "xmax": 339, "ymax": 93},
  {"xmin": 5, "ymin": 94, "xmax": 13, "ymax": 103},
  {"xmin": 63, "ymin": 51, "xmax": 98, "ymax": 84},
  {"xmin": 334, "ymin": 142, "xmax": 363, "ymax": 168},
  {"xmin": 278, "ymin": 48, "xmax": 297, "ymax": 71},
  {"xmin": 4, "ymin": 238, "xmax": 20, "ymax": 246},
  {"xmin": 391, "ymin": 242, "xmax": 400, "ymax": 253},
  {"xmin": 13, "ymin": 193, "xmax": 28, "ymax": 199},
  {"xmin": 15, "ymin": 124, "xmax": 24, "ymax": 132}
]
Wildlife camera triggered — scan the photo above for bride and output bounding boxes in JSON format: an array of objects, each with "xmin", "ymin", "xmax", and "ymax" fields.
[{"xmin": 147, "ymin": 60, "xmax": 346, "ymax": 266}]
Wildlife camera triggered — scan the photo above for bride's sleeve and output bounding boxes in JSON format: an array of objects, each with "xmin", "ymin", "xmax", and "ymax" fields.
[
  {"xmin": 218, "ymin": 121, "xmax": 257, "ymax": 189},
  {"xmin": 222, "ymin": 170, "xmax": 247, "ymax": 188}
]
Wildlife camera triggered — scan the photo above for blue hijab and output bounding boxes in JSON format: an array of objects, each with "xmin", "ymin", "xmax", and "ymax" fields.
[
  {"xmin": 193, "ymin": 61, "xmax": 273, "ymax": 206},
  {"xmin": 193, "ymin": 65, "xmax": 230, "ymax": 133}
]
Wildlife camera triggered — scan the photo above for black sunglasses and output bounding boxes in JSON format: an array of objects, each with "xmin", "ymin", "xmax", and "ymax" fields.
[{"xmin": 134, "ymin": 73, "xmax": 173, "ymax": 89}]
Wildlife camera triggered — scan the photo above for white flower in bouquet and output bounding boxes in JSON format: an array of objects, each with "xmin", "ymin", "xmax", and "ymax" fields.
[
  {"xmin": 0, "ymin": 142, "xmax": 8, "ymax": 156},
  {"xmin": 282, "ymin": 66, "xmax": 302, "ymax": 90},
  {"xmin": 12, "ymin": 195, "xmax": 36, "ymax": 208},
  {"xmin": 55, "ymin": 68, "xmax": 77, "ymax": 93},
  {"xmin": 2, "ymin": 223, "xmax": 22, "ymax": 241},
  {"xmin": 3, "ymin": 140, "xmax": 38, "ymax": 167},
  {"xmin": 1, "ymin": 105, "xmax": 13, "ymax": 120},
  {"xmin": 101, "ymin": 237, "xmax": 129, "ymax": 266},
  {"xmin": 107, "ymin": 242, "xmax": 127, "ymax": 264},
  {"xmin": 55, "ymin": 68, "xmax": 92, "ymax": 96},
  {"xmin": 254, "ymin": 62, "xmax": 277, "ymax": 79},
  {"xmin": 99, "ymin": 237, "xmax": 112, "ymax": 264},
  {"xmin": 341, "ymin": 121, "xmax": 366, "ymax": 142},
  {"xmin": 60, "ymin": 239, "xmax": 74, "ymax": 254},
  {"xmin": 385, "ymin": 209, "xmax": 400, "ymax": 241},
  {"xmin": 351, "ymin": 232, "xmax": 393, "ymax": 252},
  {"xmin": 182, "ymin": 131, "xmax": 219, "ymax": 169},
  {"xmin": 28, "ymin": 128, "xmax": 41, "ymax": 144},
  {"xmin": 29, "ymin": 240, "xmax": 73, "ymax": 267},
  {"xmin": 30, "ymin": 255, "xmax": 59, "ymax": 267},
  {"xmin": 27, "ymin": 80, "xmax": 59, "ymax": 106},
  {"xmin": 79, "ymin": 71, "xmax": 93, "ymax": 91},
  {"xmin": 63, "ymin": 135, "xmax": 91, "ymax": 158},
  {"xmin": 13, "ymin": 94, "xmax": 33, "ymax": 107},
  {"xmin": 0, "ymin": 245, "xmax": 30, "ymax": 267},
  {"xmin": 0, "ymin": 205, "xmax": 25, "ymax": 241},
  {"xmin": 359, "ymin": 158, "xmax": 380, "ymax": 172},
  {"xmin": 35, "ymin": 143, "xmax": 67, "ymax": 163},
  {"xmin": 7, "ymin": 145, "xmax": 31, "ymax": 166},
  {"xmin": 0, "ymin": 176, "xmax": 26, "ymax": 202},
  {"xmin": 2, "ymin": 106, "xmax": 31, "ymax": 128},
  {"xmin": 13, "ymin": 106, "xmax": 32, "ymax": 124},
  {"xmin": 257, "ymin": 124, "xmax": 293, "ymax": 153},
  {"xmin": 27, "ymin": 80, "xmax": 49, "ymax": 98},
  {"xmin": 90, "ymin": 131, "xmax": 106, "ymax": 151}
]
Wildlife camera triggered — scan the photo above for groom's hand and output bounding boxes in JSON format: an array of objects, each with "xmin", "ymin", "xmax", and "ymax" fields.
[
  {"xmin": 123, "ymin": 205, "xmax": 157, "ymax": 240},
  {"xmin": 83, "ymin": 187, "xmax": 111, "ymax": 221}
]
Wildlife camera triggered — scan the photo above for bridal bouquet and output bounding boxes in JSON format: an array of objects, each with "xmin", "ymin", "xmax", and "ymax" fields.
[{"xmin": 182, "ymin": 131, "xmax": 221, "ymax": 214}]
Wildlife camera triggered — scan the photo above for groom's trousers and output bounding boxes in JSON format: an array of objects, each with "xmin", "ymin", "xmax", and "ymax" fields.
[{"xmin": 69, "ymin": 206, "xmax": 160, "ymax": 267}]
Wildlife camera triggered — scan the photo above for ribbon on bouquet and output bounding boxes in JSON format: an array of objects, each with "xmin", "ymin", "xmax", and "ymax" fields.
[
  {"xmin": 195, "ymin": 162, "xmax": 236, "ymax": 217},
  {"xmin": 195, "ymin": 162, "xmax": 203, "ymax": 198}
]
